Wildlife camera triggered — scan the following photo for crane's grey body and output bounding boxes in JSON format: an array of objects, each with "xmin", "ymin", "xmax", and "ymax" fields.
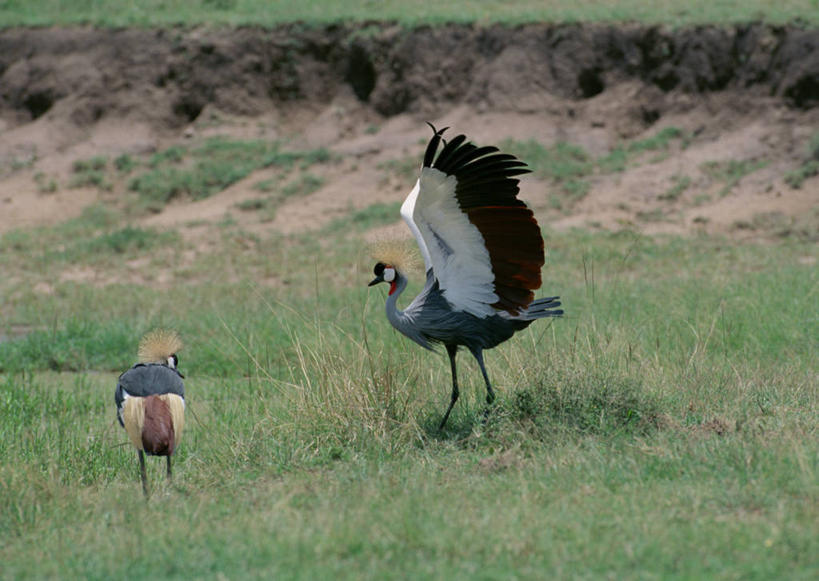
[
  {"xmin": 115, "ymin": 363, "xmax": 185, "ymax": 428},
  {"xmin": 388, "ymin": 270, "xmax": 560, "ymax": 353}
]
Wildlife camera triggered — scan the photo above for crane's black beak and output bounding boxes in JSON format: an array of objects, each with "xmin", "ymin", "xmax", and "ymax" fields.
[{"xmin": 368, "ymin": 274, "xmax": 384, "ymax": 287}]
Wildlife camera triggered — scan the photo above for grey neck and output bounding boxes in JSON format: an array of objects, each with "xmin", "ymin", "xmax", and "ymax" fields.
[{"xmin": 385, "ymin": 273, "xmax": 409, "ymax": 332}]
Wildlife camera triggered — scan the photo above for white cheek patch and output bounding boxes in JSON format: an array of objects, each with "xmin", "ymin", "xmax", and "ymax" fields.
[{"xmin": 383, "ymin": 267, "xmax": 396, "ymax": 282}]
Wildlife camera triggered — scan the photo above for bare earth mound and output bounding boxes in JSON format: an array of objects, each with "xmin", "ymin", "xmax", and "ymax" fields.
[{"xmin": 0, "ymin": 23, "xmax": 817, "ymax": 239}]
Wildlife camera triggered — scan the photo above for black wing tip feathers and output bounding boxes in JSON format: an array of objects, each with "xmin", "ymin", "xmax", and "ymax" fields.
[
  {"xmin": 423, "ymin": 123, "xmax": 449, "ymax": 168},
  {"xmin": 422, "ymin": 123, "xmax": 531, "ymax": 180},
  {"xmin": 426, "ymin": 122, "xmax": 448, "ymax": 137}
]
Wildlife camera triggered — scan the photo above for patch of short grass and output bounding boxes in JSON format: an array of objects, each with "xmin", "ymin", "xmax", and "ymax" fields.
[
  {"xmin": 700, "ymin": 158, "xmax": 769, "ymax": 197},
  {"xmin": 628, "ymin": 126, "xmax": 686, "ymax": 153},
  {"xmin": 599, "ymin": 126, "xmax": 686, "ymax": 171},
  {"xmin": 326, "ymin": 201, "xmax": 403, "ymax": 232},
  {"xmin": 503, "ymin": 128, "xmax": 686, "ymax": 210},
  {"xmin": 113, "ymin": 153, "xmax": 137, "ymax": 174},
  {"xmin": 128, "ymin": 138, "xmax": 332, "ymax": 211},
  {"xmin": 235, "ymin": 197, "xmax": 268, "ymax": 211},
  {"xmin": 84, "ymin": 225, "xmax": 177, "ymax": 255},
  {"xmin": 0, "ymin": 0, "xmax": 815, "ymax": 26},
  {"xmin": 280, "ymin": 172, "xmax": 324, "ymax": 198},
  {"xmin": 784, "ymin": 160, "xmax": 819, "ymax": 188},
  {"xmin": 239, "ymin": 172, "xmax": 327, "ymax": 220},
  {"xmin": 69, "ymin": 155, "xmax": 112, "ymax": 190},
  {"xmin": 501, "ymin": 139, "xmax": 593, "ymax": 209},
  {"xmin": 377, "ymin": 156, "xmax": 421, "ymax": 185},
  {"xmin": 659, "ymin": 173, "xmax": 691, "ymax": 201},
  {"xmin": 33, "ymin": 171, "xmax": 58, "ymax": 193},
  {"xmin": 784, "ymin": 133, "xmax": 819, "ymax": 189},
  {"xmin": 253, "ymin": 177, "xmax": 284, "ymax": 192}
]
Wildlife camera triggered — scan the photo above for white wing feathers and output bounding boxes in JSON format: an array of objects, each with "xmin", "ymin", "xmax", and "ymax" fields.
[{"xmin": 401, "ymin": 167, "xmax": 499, "ymax": 317}]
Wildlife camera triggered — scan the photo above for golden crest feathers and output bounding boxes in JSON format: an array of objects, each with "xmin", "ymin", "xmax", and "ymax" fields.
[
  {"xmin": 369, "ymin": 237, "xmax": 422, "ymax": 274},
  {"xmin": 138, "ymin": 329, "xmax": 183, "ymax": 363}
]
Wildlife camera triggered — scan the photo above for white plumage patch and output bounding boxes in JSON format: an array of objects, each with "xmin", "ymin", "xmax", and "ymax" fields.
[
  {"xmin": 383, "ymin": 267, "xmax": 396, "ymax": 282},
  {"xmin": 401, "ymin": 167, "xmax": 498, "ymax": 317}
]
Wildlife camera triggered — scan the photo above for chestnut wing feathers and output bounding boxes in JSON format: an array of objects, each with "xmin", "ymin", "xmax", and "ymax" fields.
[{"xmin": 403, "ymin": 126, "xmax": 544, "ymax": 316}]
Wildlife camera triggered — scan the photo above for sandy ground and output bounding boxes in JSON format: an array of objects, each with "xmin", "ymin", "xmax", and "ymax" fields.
[{"xmin": 1, "ymin": 97, "xmax": 816, "ymax": 243}]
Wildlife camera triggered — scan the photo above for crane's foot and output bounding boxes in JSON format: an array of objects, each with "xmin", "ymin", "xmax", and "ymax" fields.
[
  {"xmin": 439, "ymin": 383, "xmax": 459, "ymax": 430},
  {"xmin": 480, "ymin": 383, "xmax": 496, "ymax": 425},
  {"xmin": 439, "ymin": 407, "xmax": 454, "ymax": 430},
  {"xmin": 482, "ymin": 403, "xmax": 495, "ymax": 426}
]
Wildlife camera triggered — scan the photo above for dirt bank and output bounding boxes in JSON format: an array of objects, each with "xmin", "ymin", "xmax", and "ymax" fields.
[{"xmin": 0, "ymin": 23, "xmax": 817, "ymax": 238}]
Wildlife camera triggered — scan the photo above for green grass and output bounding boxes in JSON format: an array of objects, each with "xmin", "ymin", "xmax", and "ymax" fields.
[
  {"xmin": 238, "ymin": 171, "xmax": 328, "ymax": 220},
  {"xmin": 785, "ymin": 132, "xmax": 819, "ymax": 188},
  {"xmin": 377, "ymin": 156, "xmax": 421, "ymax": 185},
  {"xmin": 503, "ymin": 128, "xmax": 688, "ymax": 210},
  {"xmin": 69, "ymin": 156, "xmax": 111, "ymax": 189},
  {"xmin": 0, "ymin": 0, "xmax": 816, "ymax": 27},
  {"xmin": 501, "ymin": 140, "xmax": 592, "ymax": 209},
  {"xmin": 700, "ymin": 159, "xmax": 769, "ymax": 197},
  {"xmin": 785, "ymin": 160, "xmax": 819, "ymax": 188},
  {"xmin": 659, "ymin": 174, "xmax": 692, "ymax": 201},
  {"xmin": 126, "ymin": 138, "xmax": 331, "ymax": 211},
  {"xmin": 280, "ymin": 173, "xmax": 325, "ymax": 199},
  {"xmin": 0, "ymin": 197, "xmax": 817, "ymax": 577},
  {"xmin": 326, "ymin": 201, "xmax": 403, "ymax": 232},
  {"xmin": 33, "ymin": 171, "xmax": 58, "ymax": 193}
]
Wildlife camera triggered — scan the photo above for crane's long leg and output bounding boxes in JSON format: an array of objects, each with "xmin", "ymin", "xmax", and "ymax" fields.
[
  {"xmin": 439, "ymin": 344, "xmax": 460, "ymax": 430},
  {"xmin": 471, "ymin": 348, "xmax": 496, "ymax": 423},
  {"xmin": 166, "ymin": 455, "xmax": 172, "ymax": 481},
  {"xmin": 138, "ymin": 450, "xmax": 148, "ymax": 498},
  {"xmin": 470, "ymin": 348, "xmax": 495, "ymax": 405}
]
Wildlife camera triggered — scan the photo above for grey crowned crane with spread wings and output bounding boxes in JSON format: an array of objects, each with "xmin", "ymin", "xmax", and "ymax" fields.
[{"xmin": 368, "ymin": 124, "xmax": 563, "ymax": 429}]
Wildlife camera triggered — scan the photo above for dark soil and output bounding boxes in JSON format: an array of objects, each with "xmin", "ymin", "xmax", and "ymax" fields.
[{"xmin": 1, "ymin": 23, "xmax": 817, "ymax": 129}]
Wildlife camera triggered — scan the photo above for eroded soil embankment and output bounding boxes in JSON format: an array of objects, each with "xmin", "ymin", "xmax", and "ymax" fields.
[{"xmin": 1, "ymin": 23, "xmax": 817, "ymax": 130}]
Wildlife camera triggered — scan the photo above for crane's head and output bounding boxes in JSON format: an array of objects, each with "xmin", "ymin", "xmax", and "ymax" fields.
[
  {"xmin": 367, "ymin": 238, "xmax": 420, "ymax": 296},
  {"xmin": 368, "ymin": 262, "xmax": 399, "ymax": 295},
  {"xmin": 138, "ymin": 329, "xmax": 183, "ymax": 368}
]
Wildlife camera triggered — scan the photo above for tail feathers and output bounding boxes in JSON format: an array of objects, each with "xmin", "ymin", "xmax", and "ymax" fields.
[
  {"xmin": 523, "ymin": 296, "xmax": 563, "ymax": 319},
  {"xmin": 122, "ymin": 394, "xmax": 185, "ymax": 456}
]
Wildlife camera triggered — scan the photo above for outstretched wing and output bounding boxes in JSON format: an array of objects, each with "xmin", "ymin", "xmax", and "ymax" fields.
[{"xmin": 400, "ymin": 125, "xmax": 544, "ymax": 317}]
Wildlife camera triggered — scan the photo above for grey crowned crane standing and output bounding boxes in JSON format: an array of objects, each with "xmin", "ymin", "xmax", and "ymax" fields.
[
  {"xmin": 368, "ymin": 124, "xmax": 563, "ymax": 429},
  {"xmin": 115, "ymin": 330, "xmax": 185, "ymax": 497}
]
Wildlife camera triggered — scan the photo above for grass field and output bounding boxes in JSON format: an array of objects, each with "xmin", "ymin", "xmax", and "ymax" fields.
[
  {"xmin": 0, "ymin": 2, "xmax": 818, "ymax": 576},
  {"xmin": 1, "ymin": 0, "xmax": 818, "ymax": 27},
  {"xmin": 0, "ymin": 181, "xmax": 816, "ymax": 577}
]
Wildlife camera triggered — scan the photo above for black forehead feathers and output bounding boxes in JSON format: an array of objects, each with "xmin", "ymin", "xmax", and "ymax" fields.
[{"xmin": 374, "ymin": 262, "xmax": 385, "ymax": 275}]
